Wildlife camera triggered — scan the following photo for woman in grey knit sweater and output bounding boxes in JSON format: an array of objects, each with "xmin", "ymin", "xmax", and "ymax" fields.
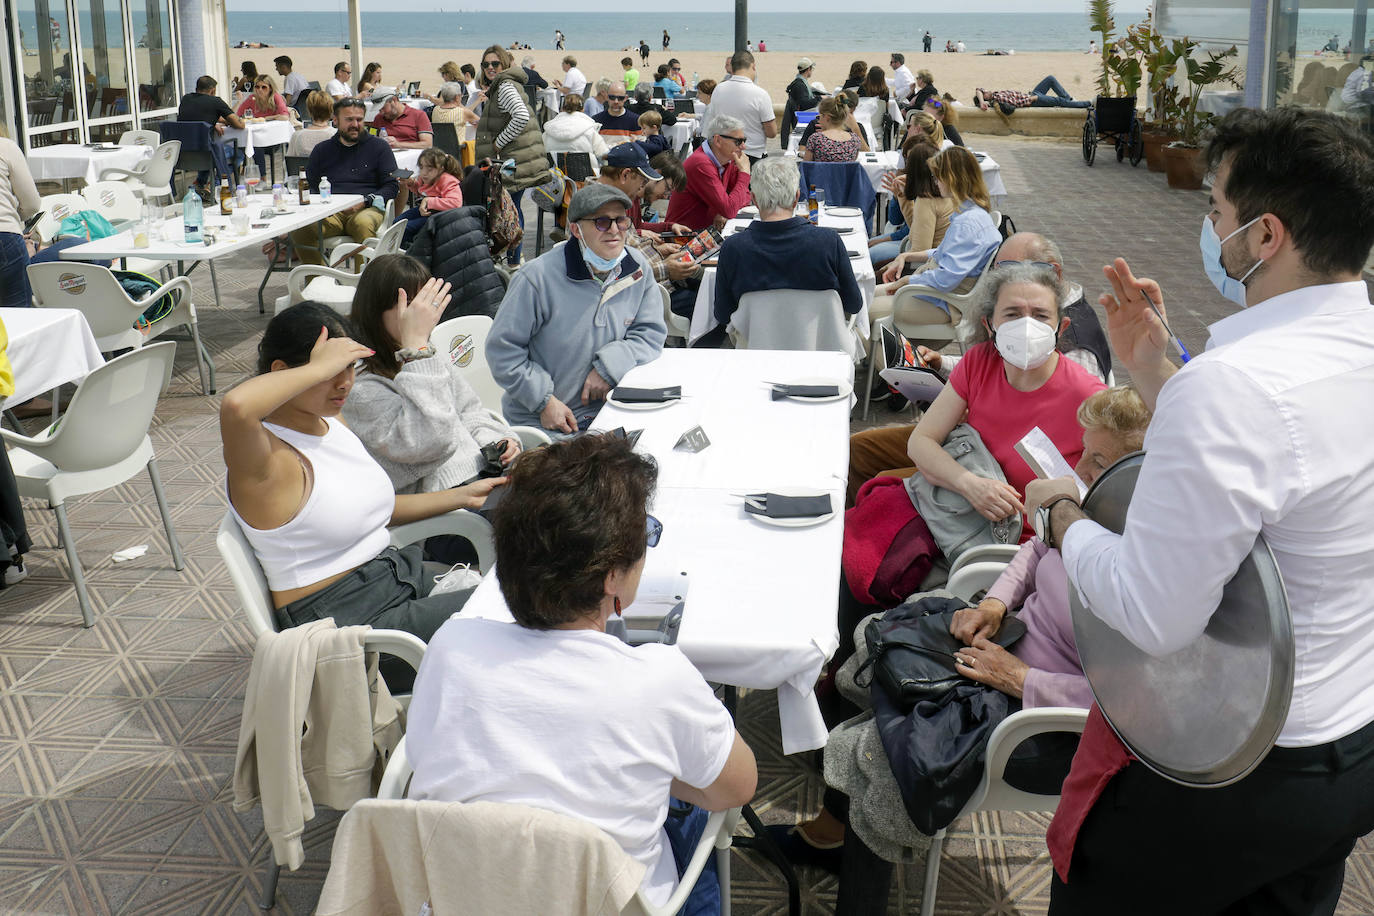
[{"xmin": 343, "ymin": 255, "xmax": 519, "ymax": 494}]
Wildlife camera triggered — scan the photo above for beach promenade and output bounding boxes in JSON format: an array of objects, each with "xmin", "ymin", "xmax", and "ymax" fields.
[{"xmin": 4, "ymin": 133, "xmax": 1372, "ymax": 914}]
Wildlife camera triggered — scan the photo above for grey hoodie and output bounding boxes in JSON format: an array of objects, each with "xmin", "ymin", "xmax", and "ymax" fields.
[{"xmin": 488, "ymin": 239, "xmax": 666, "ymax": 430}]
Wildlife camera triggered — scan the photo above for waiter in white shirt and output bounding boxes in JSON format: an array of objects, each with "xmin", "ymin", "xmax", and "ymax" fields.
[{"xmin": 1017, "ymin": 107, "xmax": 1374, "ymax": 914}]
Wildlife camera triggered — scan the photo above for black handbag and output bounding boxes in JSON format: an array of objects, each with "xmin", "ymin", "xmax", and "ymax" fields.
[{"xmin": 855, "ymin": 595, "xmax": 1027, "ymax": 711}]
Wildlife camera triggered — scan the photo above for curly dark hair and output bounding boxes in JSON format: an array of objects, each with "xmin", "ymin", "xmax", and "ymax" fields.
[{"xmin": 494, "ymin": 434, "xmax": 658, "ymax": 629}]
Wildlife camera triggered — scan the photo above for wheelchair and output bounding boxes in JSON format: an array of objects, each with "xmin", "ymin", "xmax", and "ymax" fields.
[{"xmin": 1082, "ymin": 96, "xmax": 1143, "ymax": 167}]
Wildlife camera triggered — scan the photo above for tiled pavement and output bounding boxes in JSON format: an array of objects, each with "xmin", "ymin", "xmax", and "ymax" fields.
[{"xmin": 2, "ymin": 136, "xmax": 1372, "ymax": 916}]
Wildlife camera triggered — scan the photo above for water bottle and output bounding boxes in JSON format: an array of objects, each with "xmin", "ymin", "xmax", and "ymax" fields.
[
  {"xmin": 378, "ymin": 127, "xmax": 388, "ymax": 142},
  {"xmin": 814, "ymin": 187, "xmax": 826, "ymax": 218},
  {"xmin": 183, "ymin": 187, "xmax": 203, "ymax": 244},
  {"xmin": 691, "ymin": 71, "xmax": 698, "ymax": 89},
  {"xmin": 319, "ymin": 176, "xmax": 332, "ymax": 202},
  {"xmin": 235, "ymin": 183, "xmax": 248, "ymax": 209},
  {"xmin": 272, "ymin": 182, "xmax": 284, "ymax": 208}
]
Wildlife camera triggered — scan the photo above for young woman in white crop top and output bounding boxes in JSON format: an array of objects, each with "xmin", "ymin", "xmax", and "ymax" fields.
[{"xmin": 221, "ymin": 299, "xmax": 505, "ymax": 642}]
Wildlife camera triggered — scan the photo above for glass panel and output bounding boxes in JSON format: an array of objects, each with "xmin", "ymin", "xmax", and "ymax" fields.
[
  {"xmin": 1156, "ymin": 0, "xmax": 1253, "ymax": 44},
  {"xmin": 17, "ymin": 0, "xmax": 77, "ymax": 132},
  {"xmin": 1271, "ymin": 0, "xmax": 1372, "ymax": 140},
  {"xmin": 77, "ymin": 0, "xmax": 130, "ymax": 120},
  {"xmin": 132, "ymin": 0, "xmax": 177, "ymax": 113}
]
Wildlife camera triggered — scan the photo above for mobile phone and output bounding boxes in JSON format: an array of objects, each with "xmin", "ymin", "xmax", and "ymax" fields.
[
  {"xmin": 251, "ymin": 221, "xmax": 271, "ymax": 229},
  {"xmin": 391, "ymin": 168, "xmax": 414, "ymax": 180},
  {"xmin": 23, "ymin": 211, "xmax": 44, "ymax": 234}
]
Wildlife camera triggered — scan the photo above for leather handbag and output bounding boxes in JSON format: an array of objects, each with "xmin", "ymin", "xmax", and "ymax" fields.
[{"xmin": 855, "ymin": 594, "xmax": 1027, "ymax": 711}]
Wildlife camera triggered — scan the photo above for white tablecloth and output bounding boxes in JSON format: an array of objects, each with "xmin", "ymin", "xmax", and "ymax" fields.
[
  {"xmin": 27, "ymin": 144, "xmax": 152, "ymax": 186},
  {"xmin": 221, "ymin": 120, "xmax": 296, "ymax": 158},
  {"xmin": 459, "ymin": 348, "xmax": 852, "ymax": 754},
  {"xmin": 537, "ymin": 86, "xmax": 561, "ymax": 118},
  {"xmin": 0, "ymin": 307, "xmax": 103, "ymax": 405},
  {"xmin": 392, "ymin": 149, "xmax": 423, "ymax": 173},
  {"xmin": 690, "ymin": 211, "xmax": 876, "ymax": 348},
  {"xmin": 663, "ymin": 120, "xmax": 694, "ymax": 154}
]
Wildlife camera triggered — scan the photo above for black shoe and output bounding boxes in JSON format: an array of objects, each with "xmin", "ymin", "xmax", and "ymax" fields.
[{"xmin": 761, "ymin": 824, "xmax": 843, "ymax": 875}]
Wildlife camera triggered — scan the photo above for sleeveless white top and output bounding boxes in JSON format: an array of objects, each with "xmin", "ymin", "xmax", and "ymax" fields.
[{"xmin": 229, "ymin": 417, "xmax": 394, "ymax": 592}]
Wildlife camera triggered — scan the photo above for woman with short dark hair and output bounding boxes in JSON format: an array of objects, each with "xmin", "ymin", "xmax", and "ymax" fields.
[
  {"xmin": 843, "ymin": 60, "xmax": 868, "ymax": 90},
  {"xmin": 405, "ymin": 433, "xmax": 758, "ymax": 915}
]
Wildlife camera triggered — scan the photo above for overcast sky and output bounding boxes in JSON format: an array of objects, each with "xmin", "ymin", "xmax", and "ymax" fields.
[{"xmin": 230, "ymin": 1, "xmax": 1144, "ymax": 12}]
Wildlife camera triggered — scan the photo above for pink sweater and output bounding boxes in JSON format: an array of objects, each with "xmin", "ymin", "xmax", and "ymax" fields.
[
  {"xmin": 984, "ymin": 538, "xmax": 1094, "ymax": 710},
  {"xmin": 415, "ymin": 173, "xmax": 463, "ymax": 211}
]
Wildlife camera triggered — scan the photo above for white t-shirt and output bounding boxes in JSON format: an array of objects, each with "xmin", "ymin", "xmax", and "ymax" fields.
[
  {"xmin": 406, "ymin": 617, "xmax": 736, "ymax": 906},
  {"xmin": 704, "ymin": 74, "xmax": 775, "ymax": 155},
  {"xmin": 325, "ymin": 77, "xmax": 350, "ymax": 99},
  {"xmin": 282, "ymin": 71, "xmax": 308, "ymax": 102},
  {"xmin": 957, "ymin": 41, "xmax": 966, "ymax": 53},
  {"xmin": 563, "ymin": 66, "xmax": 588, "ymax": 97},
  {"xmin": 892, "ymin": 65, "xmax": 915, "ymax": 102}
]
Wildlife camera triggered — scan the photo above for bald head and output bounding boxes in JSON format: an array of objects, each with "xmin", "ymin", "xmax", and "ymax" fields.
[{"xmin": 998, "ymin": 232, "xmax": 1064, "ymax": 270}]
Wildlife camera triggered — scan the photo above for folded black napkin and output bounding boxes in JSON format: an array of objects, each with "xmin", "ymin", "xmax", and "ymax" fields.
[
  {"xmin": 611, "ymin": 386, "xmax": 681, "ymax": 403},
  {"xmin": 771, "ymin": 384, "xmax": 840, "ymax": 400},
  {"xmin": 744, "ymin": 493, "xmax": 833, "ymax": 519},
  {"xmin": 847, "ymin": 250, "xmax": 863, "ymax": 259}
]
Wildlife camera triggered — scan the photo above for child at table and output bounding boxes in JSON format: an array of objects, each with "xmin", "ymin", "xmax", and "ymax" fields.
[
  {"xmin": 636, "ymin": 111, "xmax": 672, "ymax": 159},
  {"xmin": 394, "ymin": 149, "xmax": 464, "ymax": 245}
]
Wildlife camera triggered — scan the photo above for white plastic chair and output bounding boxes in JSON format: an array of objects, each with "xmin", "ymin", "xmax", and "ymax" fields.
[
  {"xmin": 321, "ymin": 199, "xmax": 396, "ymax": 269},
  {"xmin": 2, "ymin": 343, "xmax": 184, "ymax": 628},
  {"xmin": 118, "ymin": 129, "xmax": 161, "ymax": 147},
  {"xmin": 325, "ymin": 213, "xmax": 405, "ymax": 268},
  {"xmin": 368, "ymin": 735, "xmax": 741, "ymax": 916},
  {"xmin": 272, "ymin": 264, "xmax": 362, "ymax": 315},
  {"xmin": 660, "ymin": 282, "xmax": 691, "ymax": 345},
  {"xmin": 28, "ymin": 262, "xmax": 214, "ymax": 394},
  {"xmin": 428, "ymin": 315, "xmax": 549, "ymax": 447},
  {"xmin": 97, "ymin": 139, "xmax": 180, "ymax": 205},
  {"xmin": 728, "ymin": 288, "xmax": 859, "ymax": 360},
  {"xmin": 911, "ymin": 547, "xmax": 1089, "ymax": 916},
  {"xmin": 32, "ymin": 192, "xmax": 88, "ymax": 245},
  {"xmin": 79, "ymin": 181, "xmax": 173, "ymax": 277},
  {"xmin": 888, "ymin": 246, "xmax": 1000, "ymax": 351}
]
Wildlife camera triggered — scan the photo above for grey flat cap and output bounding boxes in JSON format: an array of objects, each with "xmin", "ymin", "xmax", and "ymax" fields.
[{"xmin": 568, "ymin": 183, "xmax": 633, "ymax": 222}]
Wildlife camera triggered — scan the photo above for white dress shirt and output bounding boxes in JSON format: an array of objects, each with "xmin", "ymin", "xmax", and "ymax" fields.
[
  {"xmin": 893, "ymin": 65, "xmax": 915, "ymax": 102},
  {"xmin": 703, "ymin": 74, "xmax": 775, "ymax": 155},
  {"xmin": 1063, "ymin": 281, "xmax": 1374, "ymax": 747}
]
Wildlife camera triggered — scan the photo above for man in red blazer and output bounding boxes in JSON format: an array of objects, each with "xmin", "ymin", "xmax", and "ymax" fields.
[{"xmin": 664, "ymin": 114, "xmax": 754, "ymax": 231}]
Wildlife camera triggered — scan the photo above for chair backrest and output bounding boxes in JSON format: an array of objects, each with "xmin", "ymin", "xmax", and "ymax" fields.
[
  {"xmin": 797, "ymin": 160, "xmax": 878, "ymax": 225},
  {"xmin": 293, "ymin": 93, "xmax": 312, "ymax": 124},
  {"xmin": 285, "ymin": 155, "xmax": 310, "ymax": 178},
  {"xmin": 142, "ymin": 140, "xmax": 182, "ymax": 191},
  {"xmin": 29, "ymin": 98, "xmax": 57, "ymax": 125},
  {"xmin": 731, "ymin": 289, "xmax": 853, "ymax": 358},
  {"xmin": 652, "ymin": 85, "xmax": 666, "ymax": 99},
  {"xmin": 373, "ymin": 218, "xmax": 406, "ymax": 257},
  {"xmin": 556, "ymin": 151, "xmax": 595, "ymax": 182},
  {"xmin": 158, "ymin": 119, "xmax": 212, "ymax": 151},
  {"xmin": 430, "ymin": 315, "xmax": 502, "ymax": 414},
  {"xmin": 25, "ymin": 342, "xmax": 175, "ymax": 473},
  {"xmin": 33, "ymin": 192, "xmax": 89, "ymax": 243},
  {"xmin": 659, "ymin": 283, "xmax": 689, "ymax": 341},
  {"xmin": 119, "ymin": 129, "xmax": 160, "ymax": 146},
  {"xmin": 82, "ymin": 180, "xmax": 144, "ymax": 223},
  {"xmin": 216, "ymin": 512, "xmax": 278, "ymax": 638},
  {"xmin": 433, "ymin": 121, "xmax": 463, "ymax": 160},
  {"xmin": 28, "ymin": 261, "xmax": 150, "ymax": 342}
]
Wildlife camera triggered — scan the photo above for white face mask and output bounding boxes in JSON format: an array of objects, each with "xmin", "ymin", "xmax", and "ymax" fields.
[
  {"xmin": 1199, "ymin": 214, "xmax": 1264, "ymax": 308},
  {"xmin": 994, "ymin": 315, "xmax": 1057, "ymax": 370}
]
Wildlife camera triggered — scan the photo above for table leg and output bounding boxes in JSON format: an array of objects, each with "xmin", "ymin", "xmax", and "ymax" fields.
[{"xmin": 208, "ymin": 260, "xmax": 224, "ymax": 312}]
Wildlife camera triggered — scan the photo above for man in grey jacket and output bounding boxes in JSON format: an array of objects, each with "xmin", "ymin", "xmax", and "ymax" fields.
[{"xmin": 488, "ymin": 184, "xmax": 667, "ymax": 434}]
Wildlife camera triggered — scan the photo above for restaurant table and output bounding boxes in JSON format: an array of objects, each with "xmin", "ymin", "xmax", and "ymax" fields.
[
  {"xmin": 221, "ymin": 119, "xmax": 295, "ymax": 160},
  {"xmin": 58, "ymin": 194, "xmax": 368, "ymax": 390},
  {"xmin": 458, "ymin": 347, "xmax": 853, "ymax": 754},
  {"xmin": 0, "ymin": 307, "xmax": 103, "ymax": 408},
  {"xmin": 27, "ymin": 143, "xmax": 153, "ymax": 187},
  {"xmin": 537, "ymin": 86, "xmax": 561, "ymax": 121},
  {"xmin": 662, "ymin": 119, "xmax": 694, "ymax": 154},
  {"xmin": 689, "ymin": 210, "xmax": 876, "ymax": 349}
]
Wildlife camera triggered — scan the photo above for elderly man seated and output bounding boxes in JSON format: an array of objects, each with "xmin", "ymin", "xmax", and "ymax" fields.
[
  {"xmin": 487, "ymin": 184, "xmax": 666, "ymax": 436},
  {"xmin": 713, "ymin": 156, "xmax": 863, "ymax": 330},
  {"xmin": 369, "ymin": 92, "xmax": 434, "ymax": 150},
  {"xmin": 664, "ymin": 115, "xmax": 753, "ymax": 231},
  {"xmin": 290, "ymin": 96, "xmax": 398, "ymax": 265},
  {"xmin": 593, "ymin": 81, "xmax": 644, "ymax": 143}
]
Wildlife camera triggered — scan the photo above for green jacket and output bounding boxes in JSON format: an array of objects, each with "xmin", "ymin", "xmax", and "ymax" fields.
[{"xmin": 475, "ymin": 68, "xmax": 551, "ymax": 192}]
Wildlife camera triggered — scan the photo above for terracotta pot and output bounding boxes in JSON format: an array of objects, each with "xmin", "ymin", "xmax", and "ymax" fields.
[
  {"xmin": 1162, "ymin": 144, "xmax": 1205, "ymax": 190},
  {"xmin": 1141, "ymin": 130, "xmax": 1171, "ymax": 172}
]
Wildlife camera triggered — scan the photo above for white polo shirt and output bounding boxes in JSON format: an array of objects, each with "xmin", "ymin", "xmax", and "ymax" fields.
[
  {"xmin": 703, "ymin": 74, "xmax": 775, "ymax": 156},
  {"xmin": 1063, "ymin": 280, "xmax": 1374, "ymax": 747},
  {"xmin": 325, "ymin": 78, "xmax": 350, "ymax": 99},
  {"xmin": 563, "ymin": 66, "xmax": 588, "ymax": 97}
]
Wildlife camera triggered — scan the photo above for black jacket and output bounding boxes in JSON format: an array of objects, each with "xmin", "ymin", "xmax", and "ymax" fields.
[{"xmin": 407, "ymin": 206, "xmax": 505, "ymax": 320}]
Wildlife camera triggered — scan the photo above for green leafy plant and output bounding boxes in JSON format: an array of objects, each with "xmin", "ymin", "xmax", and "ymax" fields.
[
  {"xmin": 1174, "ymin": 42, "xmax": 1242, "ymax": 147},
  {"xmin": 1088, "ymin": 0, "xmax": 1117, "ymax": 97}
]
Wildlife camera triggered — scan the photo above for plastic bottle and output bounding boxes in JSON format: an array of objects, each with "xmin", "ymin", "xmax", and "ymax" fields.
[
  {"xmin": 272, "ymin": 182, "xmax": 284, "ymax": 209},
  {"xmin": 378, "ymin": 127, "xmax": 388, "ymax": 142},
  {"xmin": 235, "ymin": 183, "xmax": 248, "ymax": 209},
  {"xmin": 183, "ymin": 187, "xmax": 203, "ymax": 244},
  {"xmin": 691, "ymin": 71, "xmax": 698, "ymax": 89},
  {"xmin": 298, "ymin": 169, "xmax": 311, "ymax": 206},
  {"xmin": 319, "ymin": 176, "xmax": 332, "ymax": 202},
  {"xmin": 807, "ymin": 185, "xmax": 819, "ymax": 224}
]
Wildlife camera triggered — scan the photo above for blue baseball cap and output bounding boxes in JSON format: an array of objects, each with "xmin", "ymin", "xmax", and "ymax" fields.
[{"xmin": 605, "ymin": 143, "xmax": 662, "ymax": 181}]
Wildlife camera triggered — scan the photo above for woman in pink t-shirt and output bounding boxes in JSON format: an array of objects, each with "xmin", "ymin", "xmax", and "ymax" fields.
[{"xmin": 909, "ymin": 262, "xmax": 1106, "ymax": 540}]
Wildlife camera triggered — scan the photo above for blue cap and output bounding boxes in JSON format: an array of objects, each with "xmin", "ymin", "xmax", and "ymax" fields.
[{"xmin": 605, "ymin": 143, "xmax": 662, "ymax": 180}]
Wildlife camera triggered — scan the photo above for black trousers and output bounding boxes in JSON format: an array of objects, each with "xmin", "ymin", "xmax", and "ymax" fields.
[{"xmin": 1051, "ymin": 716, "xmax": 1374, "ymax": 916}]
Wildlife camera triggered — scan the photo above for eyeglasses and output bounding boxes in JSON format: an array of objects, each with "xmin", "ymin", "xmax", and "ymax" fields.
[
  {"xmin": 717, "ymin": 134, "xmax": 747, "ymax": 146},
  {"xmin": 995, "ymin": 259, "xmax": 1057, "ymax": 271},
  {"xmin": 582, "ymin": 215, "xmax": 631, "ymax": 232},
  {"xmin": 482, "ymin": 60, "xmax": 502, "ymax": 69},
  {"xmin": 607, "ymin": 94, "xmax": 627, "ymax": 101},
  {"xmin": 646, "ymin": 514, "xmax": 663, "ymax": 548}
]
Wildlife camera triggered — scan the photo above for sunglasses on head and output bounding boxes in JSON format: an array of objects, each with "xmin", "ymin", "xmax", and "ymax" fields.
[
  {"xmin": 996, "ymin": 259, "xmax": 1057, "ymax": 271},
  {"xmin": 582, "ymin": 214, "xmax": 631, "ymax": 231}
]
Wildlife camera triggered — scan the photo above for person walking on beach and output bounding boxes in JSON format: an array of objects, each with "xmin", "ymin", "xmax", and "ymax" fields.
[
  {"xmin": 923, "ymin": 32, "xmax": 933, "ymax": 53},
  {"xmin": 555, "ymin": 29, "xmax": 565, "ymax": 50},
  {"xmin": 663, "ymin": 29, "xmax": 670, "ymax": 51},
  {"xmin": 639, "ymin": 39, "xmax": 651, "ymax": 66}
]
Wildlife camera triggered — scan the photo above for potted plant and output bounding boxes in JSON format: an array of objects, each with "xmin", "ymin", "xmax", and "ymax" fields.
[
  {"xmin": 1125, "ymin": 22, "xmax": 1180, "ymax": 171},
  {"xmin": 1162, "ymin": 41, "xmax": 1241, "ymax": 189},
  {"xmin": 1086, "ymin": 0, "xmax": 1144, "ymax": 165}
]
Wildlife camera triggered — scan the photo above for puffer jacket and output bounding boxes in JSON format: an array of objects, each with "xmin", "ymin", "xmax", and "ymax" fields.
[
  {"xmin": 406, "ymin": 206, "xmax": 505, "ymax": 320},
  {"xmin": 542, "ymin": 112, "xmax": 610, "ymax": 160},
  {"xmin": 475, "ymin": 68, "xmax": 551, "ymax": 192}
]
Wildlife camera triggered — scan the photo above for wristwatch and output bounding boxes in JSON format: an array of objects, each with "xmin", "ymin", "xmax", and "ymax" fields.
[
  {"xmin": 1034, "ymin": 495, "xmax": 1079, "ymax": 548},
  {"xmin": 394, "ymin": 345, "xmax": 436, "ymax": 364}
]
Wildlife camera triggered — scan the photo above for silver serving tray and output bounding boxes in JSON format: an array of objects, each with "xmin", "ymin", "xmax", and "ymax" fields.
[{"xmin": 1069, "ymin": 452, "xmax": 1293, "ymax": 787}]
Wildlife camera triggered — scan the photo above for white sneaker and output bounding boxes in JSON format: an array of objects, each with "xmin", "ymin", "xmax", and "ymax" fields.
[{"xmin": 4, "ymin": 560, "xmax": 27, "ymax": 587}]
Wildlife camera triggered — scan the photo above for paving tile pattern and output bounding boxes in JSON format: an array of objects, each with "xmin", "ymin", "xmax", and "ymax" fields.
[{"xmin": 3, "ymin": 137, "xmax": 1371, "ymax": 915}]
